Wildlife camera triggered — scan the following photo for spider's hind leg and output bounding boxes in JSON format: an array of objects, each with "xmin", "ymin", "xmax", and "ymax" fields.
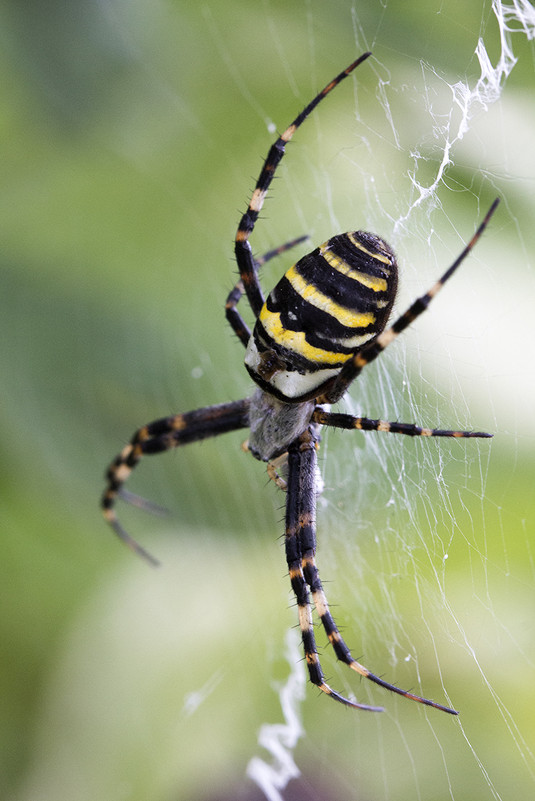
[
  {"xmin": 285, "ymin": 428, "xmax": 382, "ymax": 712},
  {"xmin": 288, "ymin": 427, "xmax": 458, "ymax": 715}
]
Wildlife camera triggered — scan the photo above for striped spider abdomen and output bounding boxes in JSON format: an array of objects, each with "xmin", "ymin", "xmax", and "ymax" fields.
[{"xmin": 245, "ymin": 232, "xmax": 398, "ymax": 402}]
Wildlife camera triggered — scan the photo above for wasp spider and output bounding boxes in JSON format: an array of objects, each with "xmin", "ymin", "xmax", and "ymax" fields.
[{"xmin": 102, "ymin": 52, "xmax": 499, "ymax": 714}]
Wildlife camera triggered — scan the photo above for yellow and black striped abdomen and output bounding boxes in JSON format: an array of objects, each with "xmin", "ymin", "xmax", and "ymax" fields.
[{"xmin": 244, "ymin": 231, "xmax": 398, "ymax": 401}]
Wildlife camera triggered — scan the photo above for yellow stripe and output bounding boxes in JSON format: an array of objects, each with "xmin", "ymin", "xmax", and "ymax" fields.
[
  {"xmin": 259, "ymin": 306, "xmax": 352, "ymax": 365},
  {"xmin": 319, "ymin": 243, "xmax": 388, "ymax": 292},
  {"xmin": 329, "ymin": 331, "xmax": 376, "ymax": 349},
  {"xmin": 346, "ymin": 232, "xmax": 393, "ymax": 266},
  {"xmin": 285, "ymin": 264, "xmax": 376, "ymax": 329}
]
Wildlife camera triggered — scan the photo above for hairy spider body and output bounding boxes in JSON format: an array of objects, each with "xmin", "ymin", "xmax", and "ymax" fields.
[
  {"xmin": 247, "ymin": 389, "xmax": 316, "ymax": 461},
  {"xmin": 102, "ymin": 52, "xmax": 498, "ymax": 714}
]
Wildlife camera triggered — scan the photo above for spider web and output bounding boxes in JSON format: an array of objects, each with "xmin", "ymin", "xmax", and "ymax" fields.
[
  {"xmin": 241, "ymin": 3, "xmax": 535, "ymax": 801},
  {"xmin": 6, "ymin": 2, "xmax": 534, "ymax": 801}
]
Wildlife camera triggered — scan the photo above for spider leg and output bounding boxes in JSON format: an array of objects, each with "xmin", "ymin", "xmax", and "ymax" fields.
[
  {"xmin": 286, "ymin": 428, "xmax": 383, "ymax": 711},
  {"xmin": 256, "ymin": 235, "xmax": 310, "ymax": 269},
  {"xmin": 102, "ymin": 399, "xmax": 250, "ymax": 565},
  {"xmin": 234, "ymin": 52, "xmax": 372, "ymax": 319},
  {"xmin": 225, "ymin": 279, "xmax": 251, "ymax": 347},
  {"xmin": 312, "ymin": 409, "xmax": 492, "ymax": 439},
  {"xmin": 226, "ymin": 235, "xmax": 309, "ymax": 347},
  {"xmin": 115, "ymin": 488, "xmax": 168, "ymax": 515},
  {"xmin": 322, "ymin": 198, "xmax": 500, "ymax": 403},
  {"xmin": 266, "ymin": 452, "xmax": 288, "ymax": 491},
  {"xmin": 291, "ymin": 427, "xmax": 458, "ymax": 714}
]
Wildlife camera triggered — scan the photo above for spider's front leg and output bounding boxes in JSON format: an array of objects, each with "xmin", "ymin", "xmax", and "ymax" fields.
[
  {"xmin": 233, "ymin": 53, "xmax": 372, "ymax": 319},
  {"xmin": 102, "ymin": 399, "xmax": 250, "ymax": 564},
  {"xmin": 225, "ymin": 235, "xmax": 310, "ymax": 348},
  {"xmin": 286, "ymin": 427, "xmax": 458, "ymax": 714}
]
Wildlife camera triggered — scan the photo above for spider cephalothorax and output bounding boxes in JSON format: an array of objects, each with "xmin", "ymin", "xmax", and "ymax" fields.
[{"xmin": 102, "ymin": 52, "xmax": 498, "ymax": 713}]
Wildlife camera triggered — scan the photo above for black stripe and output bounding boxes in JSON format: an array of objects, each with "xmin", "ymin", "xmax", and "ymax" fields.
[
  {"xmin": 253, "ymin": 318, "xmax": 344, "ymax": 373},
  {"xmin": 294, "ymin": 248, "xmax": 388, "ymax": 312},
  {"xmin": 330, "ymin": 231, "xmax": 396, "ymax": 278},
  {"xmin": 301, "ymin": 627, "xmax": 317, "ymax": 658},
  {"xmin": 267, "ymin": 277, "xmax": 373, "ymax": 351},
  {"xmin": 295, "ymin": 232, "xmax": 397, "ymax": 309}
]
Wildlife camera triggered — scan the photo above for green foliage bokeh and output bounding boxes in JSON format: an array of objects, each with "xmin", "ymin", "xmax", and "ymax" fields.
[{"xmin": 2, "ymin": 2, "xmax": 534, "ymax": 800}]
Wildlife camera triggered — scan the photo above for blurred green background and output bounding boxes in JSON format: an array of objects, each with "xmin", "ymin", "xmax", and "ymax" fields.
[{"xmin": 2, "ymin": 1, "xmax": 534, "ymax": 800}]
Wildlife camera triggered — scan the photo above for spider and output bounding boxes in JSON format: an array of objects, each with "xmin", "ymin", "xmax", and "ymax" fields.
[{"xmin": 102, "ymin": 52, "xmax": 499, "ymax": 714}]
